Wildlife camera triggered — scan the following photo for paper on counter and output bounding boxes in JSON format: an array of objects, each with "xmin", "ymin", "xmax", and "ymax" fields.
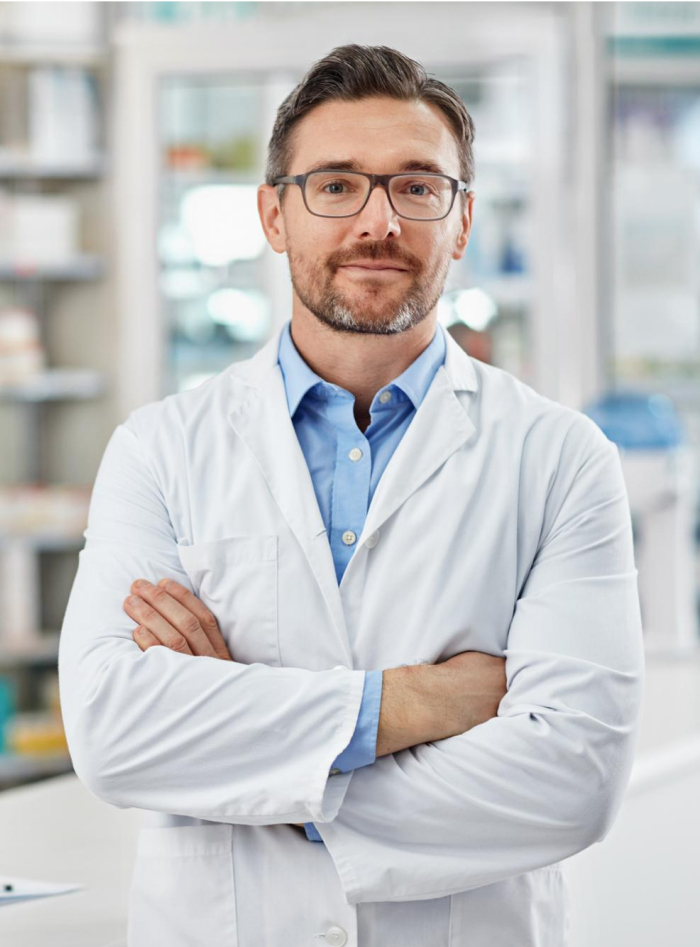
[{"xmin": 0, "ymin": 875, "xmax": 83, "ymax": 906}]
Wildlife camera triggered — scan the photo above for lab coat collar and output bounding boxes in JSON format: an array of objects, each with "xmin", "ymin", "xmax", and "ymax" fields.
[{"xmin": 226, "ymin": 320, "xmax": 479, "ymax": 658}]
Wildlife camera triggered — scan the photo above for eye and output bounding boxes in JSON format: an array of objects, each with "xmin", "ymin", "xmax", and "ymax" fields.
[
  {"xmin": 322, "ymin": 179, "xmax": 355, "ymax": 194},
  {"xmin": 404, "ymin": 181, "xmax": 435, "ymax": 196}
]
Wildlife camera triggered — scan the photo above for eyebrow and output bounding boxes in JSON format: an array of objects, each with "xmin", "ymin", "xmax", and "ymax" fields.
[{"xmin": 304, "ymin": 158, "xmax": 449, "ymax": 176}]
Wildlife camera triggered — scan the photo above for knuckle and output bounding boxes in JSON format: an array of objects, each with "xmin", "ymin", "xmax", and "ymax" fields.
[
  {"xmin": 168, "ymin": 635, "xmax": 190, "ymax": 654},
  {"xmin": 182, "ymin": 614, "xmax": 201, "ymax": 636},
  {"xmin": 202, "ymin": 612, "xmax": 219, "ymax": 633},
  {"xmin": 150, "ymin": 585, "xmax": 168, "ymax": 603}
]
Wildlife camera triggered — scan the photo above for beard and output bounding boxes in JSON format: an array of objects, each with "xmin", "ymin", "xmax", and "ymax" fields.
[{"xmin": 286, "ymin": 239, "xmax": 451, "ymax": 336}]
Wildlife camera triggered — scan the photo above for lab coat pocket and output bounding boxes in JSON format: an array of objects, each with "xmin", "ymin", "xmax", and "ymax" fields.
[
  {"xmin": 448, "ymin": 865, "xmax": 569, "ymax": 947},
  {"xmin": 127, "ymin": 824, "xmax": 238, "ymax": 947},
  {"xmin": 177, "ymin": 535, "xmax": 280, "ymax": 666}
]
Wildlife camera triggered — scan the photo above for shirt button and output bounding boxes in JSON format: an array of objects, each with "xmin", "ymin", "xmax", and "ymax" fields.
[
  {"xmin": 379, "ymin": 390, "xmax": 392, "ymax": 404},
  {"xmin": 365, "ymin": 530, "xmax": 380, "ymax": 549},
  {"xmin": 325, "ymin": 927, "xmax": 348, "ymax": 947},
  {"xmin": 348, "ymin": 447, "xmax": 363, "ymax": 462},
  {"xmin": 342, "ymin": 530, "xmax": 357, "ymax": 546}
]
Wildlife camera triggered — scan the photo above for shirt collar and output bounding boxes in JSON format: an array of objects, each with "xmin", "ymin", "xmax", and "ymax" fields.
[{"xmin": 277, "ymin": 318, "xmax": 447, "ymax": 418}]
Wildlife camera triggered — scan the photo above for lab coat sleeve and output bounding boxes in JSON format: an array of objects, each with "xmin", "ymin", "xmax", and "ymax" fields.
[
  {"xmin": 57, "ymin": 416, "xmax": 366, "ymax": 825},
  {"xmin": 314, "ymin": 424, "xmax": 645, "ymax": 904},
  {"xmin": 305, "ymin": 668, "xmax": 383, "ymax": 841}
]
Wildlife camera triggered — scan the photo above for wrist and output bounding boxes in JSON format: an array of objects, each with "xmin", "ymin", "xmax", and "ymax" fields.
[{"xmin": 376, "ymin": 664, "xmax": 444, "ymax": 757}]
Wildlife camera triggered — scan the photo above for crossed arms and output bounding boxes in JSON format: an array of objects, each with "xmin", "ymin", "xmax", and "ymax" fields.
[{"xmin": 58, "ymin": 413, "xmax": 644, "ymax": 905}]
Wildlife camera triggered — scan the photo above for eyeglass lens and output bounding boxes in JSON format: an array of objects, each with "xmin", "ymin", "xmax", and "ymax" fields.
[{"xmin": 305, "ymin": 171, "xmax": 453, "ymax": 219}]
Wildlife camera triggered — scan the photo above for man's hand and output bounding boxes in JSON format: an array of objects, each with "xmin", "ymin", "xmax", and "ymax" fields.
[{"xmin": 124, "ymin": 578, "xmax": 233, "ymax": 660}]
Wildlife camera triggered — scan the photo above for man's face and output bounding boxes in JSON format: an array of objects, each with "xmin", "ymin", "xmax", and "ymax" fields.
[{"xmin": 259, "ymin": 96, "xmax": 473, "ymax": 336}]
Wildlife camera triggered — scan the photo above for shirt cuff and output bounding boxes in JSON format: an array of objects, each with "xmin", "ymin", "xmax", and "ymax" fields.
[
  {"xmin": 330, "ymin": 669, "xmax": 383, "ymax": 773},
  {"xmin": 303, "ymin": 670, "xmax": 383, "ymax": 844}
]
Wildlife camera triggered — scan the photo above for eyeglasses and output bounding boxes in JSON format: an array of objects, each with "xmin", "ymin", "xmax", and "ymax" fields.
[{"xmin": 271, "ymin": 170, "xmax": 471, "ymax": 221}]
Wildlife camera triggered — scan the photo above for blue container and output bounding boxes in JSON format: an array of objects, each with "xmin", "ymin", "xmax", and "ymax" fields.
[
  {"xmin": 582, "ymin": 390, "xmax": 685, "ymax": 451},
  {"xmin": 0, "ymin": 677, "xmax": 17, "ymax": 754}
]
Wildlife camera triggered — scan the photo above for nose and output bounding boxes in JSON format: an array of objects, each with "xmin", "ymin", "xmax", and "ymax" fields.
[{"xmin": 352, "ymin": 183, "xmax": 401, "ymax": 240}]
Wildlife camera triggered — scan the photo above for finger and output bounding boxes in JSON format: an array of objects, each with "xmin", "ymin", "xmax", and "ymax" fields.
[
  {"xmin": 123, "ymin": 594, "xmax": 195, "ymax": 656},
  {"xmin": 128, "ymin": 580, "xmax": 222, "ymax": 658},
  {"xmin": 154, "ymin": 578, "xmax": 232, "ymax": 661},
  {"xmin": 133, "ymin": 627, "xmax": 161, "ymax": 651}
]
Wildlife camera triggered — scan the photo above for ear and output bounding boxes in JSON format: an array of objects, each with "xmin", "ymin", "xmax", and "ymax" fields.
[
  {"xmin": 257, "ymin": 184, "xmax": 287, "ymax": 254},
  {"xmin": 451, "ymin": 191, "xmax": 474, "ymax": 262}
]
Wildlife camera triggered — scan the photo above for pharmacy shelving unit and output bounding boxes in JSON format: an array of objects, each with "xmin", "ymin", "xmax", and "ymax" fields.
[{"xmin": 0, "ymin": 40, "xmax": 108, "ymax": 789}]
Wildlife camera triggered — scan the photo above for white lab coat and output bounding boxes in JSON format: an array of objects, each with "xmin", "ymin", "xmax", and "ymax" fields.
[{"xmin": 58, "ymin": 322, "xmax": 644, "ymax": 947}]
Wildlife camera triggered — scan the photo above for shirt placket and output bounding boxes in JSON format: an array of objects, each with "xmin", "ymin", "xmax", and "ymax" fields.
[{"xmin": 326, "ymin": 395, "xmax": 372, "ymax": 585}]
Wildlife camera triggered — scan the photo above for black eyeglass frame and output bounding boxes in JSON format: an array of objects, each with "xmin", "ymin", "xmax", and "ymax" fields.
[{"xmin": 271, "ymin": 170, "xmax": 472, "ymax": 221}]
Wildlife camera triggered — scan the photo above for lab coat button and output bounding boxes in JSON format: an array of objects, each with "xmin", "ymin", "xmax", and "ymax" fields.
[
  {"xmin": 324, "ymin": 927, "xmax": 348, "ymax": 946},
  {"xmin": 342, "ymin": 530, "xmax": 357, "ymax": 545},
  {"xmin": 329, "ymin": 767, "xmax": 341, "ymax": 776},
  {"xmin": 365, "ymin": 530, "xmax": 380, "ymax": 548},
  {"xmin": 332, "ymin": 664, "xmax": 348, "ymax": 670}
]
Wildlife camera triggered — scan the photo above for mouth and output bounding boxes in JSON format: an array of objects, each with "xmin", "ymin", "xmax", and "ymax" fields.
[{"xmin": 339, "ymin": 262, "xmax": 409, "ymax": 276}]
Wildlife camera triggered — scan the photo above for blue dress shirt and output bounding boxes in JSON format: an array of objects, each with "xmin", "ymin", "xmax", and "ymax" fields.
[{"xmin": 276, "ymin": 317, "xmax": 447, "ymax": 842}]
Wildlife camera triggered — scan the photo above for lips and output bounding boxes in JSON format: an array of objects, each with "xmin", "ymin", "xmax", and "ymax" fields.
[{"xmin": 340, "ymin": 262, "xmax": 408, "ymax": 271}]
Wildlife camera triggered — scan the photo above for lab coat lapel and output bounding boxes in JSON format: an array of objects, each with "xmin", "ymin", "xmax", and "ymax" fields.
[
  {"xmin": 226, "ymin": 328, "xmax": 351, "ymax": 660},
  {"xmin": 357, "ymin": 328, "xmax": 479, "ymax": 547}
]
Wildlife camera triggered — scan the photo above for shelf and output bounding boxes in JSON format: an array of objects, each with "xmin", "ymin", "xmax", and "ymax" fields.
[
  {"xmin": 0, "ymin": 533, "xmax": 85, "ymax": 552},
  {"xmin": 0, "ymin": 633, "xmax": 60, "ymax": 667},
  {"xmin": 0, "ymin": 42, "xmax": 107, "ymax": 66},
  {"xmin": 0, "ymin": 368, "xmax": 105, "ymax": 402},
  {"xmin": 0, "ymin": 156, "xmax": 106, "ymax": 180},
  {"xmin": 0, "ymin": 752, "xmax": 72, "ymax": 784},
  {"xmin": 0, "ymin": 255, "xmax": 103, "ymax": 281}
]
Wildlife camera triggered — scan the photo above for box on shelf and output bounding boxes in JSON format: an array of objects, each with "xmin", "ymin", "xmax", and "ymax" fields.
[
  {"xmin": 0, "ymin": 307, "xmax": 46, "ymax": 383},
  {"xmin": 28, "ymin": 67, "xmax": 100, "ymax": 165},
  {"xmin": 0, "ymin": 1, "xmax": 102, "ymax": 46},
  {"xmin": 0, "ymin": 484, "xmax": 91, "ymax": 538},
  {"xmin": 4, "ymin": 194, "xmax": 80, "ymax": 265},
  {"xmin": 4, "ymin": 711, "xmax": 68, "ymax": 756}
]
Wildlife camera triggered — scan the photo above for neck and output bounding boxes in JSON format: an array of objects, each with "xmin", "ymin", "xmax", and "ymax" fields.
[{"xmin": 289, "ymin": 308, "xmax": 438, "ymax": 418}]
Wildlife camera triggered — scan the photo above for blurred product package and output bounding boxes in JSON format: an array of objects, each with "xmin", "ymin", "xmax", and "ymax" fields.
[
  {"xmin": 2, "ymin": 193, "xmax": 80, "ymax": 264},
  {"xmin": 0, "ymin": 307, "xmax": 46, "ymax": 383},
  {"xmin": 4, "ymin": 712, "xmax": 69, "ymax": 756},
  {"xmin": 28, "ymin": 67, "xmax": 99, "ymax": 166},
  {"xmin": 0, "ymin": 488, "xmax": 91, "ymax": 652},
  {"xmin": 0, "ymin": 1, "xmax": 102, "ymax": 46},
  {"xmin": 0, "ymin": 677, "xmax": 17, "ymax": 755},
  {"xmin": 0, "ymin": 485, "xmax": 91, "ymax": 538},
  {"xmin": 5, "ymin": 671, "xmax": 70, "ymax": 757}
]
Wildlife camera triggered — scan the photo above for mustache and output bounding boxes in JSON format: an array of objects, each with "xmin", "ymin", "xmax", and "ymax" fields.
[{"xmin": 329, "ymin": 246, "xmax": 418, "ymax": 271}]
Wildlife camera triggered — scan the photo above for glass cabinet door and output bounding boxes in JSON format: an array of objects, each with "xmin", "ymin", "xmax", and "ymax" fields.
[
  {"xmin": 157, "ymin": 75, "xmax": 272, "ymax": 393},
  {"xmin": 606, "ymin": 31, "xmax": 700, "ymax": 478},
  {"xmin": 438, "ymin": 60, "xmax": 534, "ymax": 385}
]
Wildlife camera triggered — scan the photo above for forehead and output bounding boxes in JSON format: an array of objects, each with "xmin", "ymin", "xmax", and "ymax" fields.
[{"xmin": 288, "ymin": 96, "xmax": 461, "ymax": 177}]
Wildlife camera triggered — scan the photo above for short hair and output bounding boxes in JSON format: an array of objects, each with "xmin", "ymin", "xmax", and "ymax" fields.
[{"xmin": 265, "ymin": 44, "xmax": 475, "ymax": 203}]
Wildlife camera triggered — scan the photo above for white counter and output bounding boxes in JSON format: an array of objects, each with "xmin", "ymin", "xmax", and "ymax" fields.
[{"xmin": 0, "ymin": 654, "xmax": 699, "ymax": 947}]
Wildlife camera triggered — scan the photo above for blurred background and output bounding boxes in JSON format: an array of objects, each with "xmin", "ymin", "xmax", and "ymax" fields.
[{"xmin": 1, "ymin": 2, "xmax": 700, "ymax": 944}]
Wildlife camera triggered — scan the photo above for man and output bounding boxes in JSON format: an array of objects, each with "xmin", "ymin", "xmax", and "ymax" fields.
[{"xmin": 59, "ymin": 45, "xmax": 644, "ymax": 947}]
